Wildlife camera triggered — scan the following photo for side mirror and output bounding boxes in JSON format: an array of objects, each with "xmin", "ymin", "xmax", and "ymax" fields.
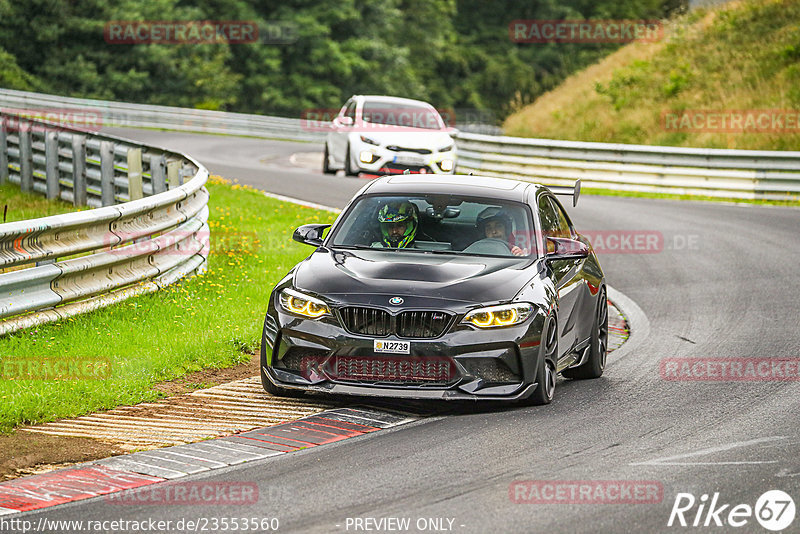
[
  {"xmin": 293, "ymin": 224, "xmax": 331, "ymax": 247},
  {"xmin": 546, "ymin": 237, "xmax": 589, "ymax": 260},
  {"xmin": 335, "ymin": 116, "xmax": 354, "ymax": 127}
]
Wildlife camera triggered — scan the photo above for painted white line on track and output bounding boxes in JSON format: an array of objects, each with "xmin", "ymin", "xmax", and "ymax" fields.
[
  {"xmin": 260, "ymin": 190, "xmax": 341, "ymax": 213},
  {"xmin": 631, "ymin": 436, "xmax": 787, "ymax": 466}
]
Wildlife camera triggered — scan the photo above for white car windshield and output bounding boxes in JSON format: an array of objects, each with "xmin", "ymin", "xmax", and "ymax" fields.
[
  {"xmin": 361, "ymin": 101, "xmax": 443, "ymax": 130},
  {"xmin": 330, "ymin": 194, "xmax": 537, "ymax": 257}
]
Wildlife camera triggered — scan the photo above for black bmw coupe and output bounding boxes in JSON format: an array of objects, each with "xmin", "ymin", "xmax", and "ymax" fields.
[{"xmin": 261, "ymin": 174, "xmax": 607, "ymax": 404}]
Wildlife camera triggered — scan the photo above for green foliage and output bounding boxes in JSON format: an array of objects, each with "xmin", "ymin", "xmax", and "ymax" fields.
[
  {"xmin": 661, "ymin": 63, "xmax": 692, "ymax": 98},
  {"xmin": 594, "ymin": 60, "xmax": 652, "ymax": 111},
  {"xmin": 0, "ymin": 0, "xmax": 684, "ymax": 121}
]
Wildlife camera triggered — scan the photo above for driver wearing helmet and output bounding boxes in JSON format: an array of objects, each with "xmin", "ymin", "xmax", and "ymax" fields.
[
  {"xmin": 372, "ymin": 201, "xmax": 418, "ymax": 248},
  {"xmin": 476, "ymin": 207, "xmax": 527, "ymax": 256}
]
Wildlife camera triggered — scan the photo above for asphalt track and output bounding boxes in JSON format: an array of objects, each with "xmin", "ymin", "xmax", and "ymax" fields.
[{"xmin": 19, "ymin": 129, "xmax": 800, "ymax": 533}]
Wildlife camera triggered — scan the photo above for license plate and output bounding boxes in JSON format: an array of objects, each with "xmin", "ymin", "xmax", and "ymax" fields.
[
  {"xmin": 374, "ymin": 340, "xmax": 410, "ymax": 354},
  {"xmin": 393, "ymin": 154, "xmax": 425, "ymax": 166}
]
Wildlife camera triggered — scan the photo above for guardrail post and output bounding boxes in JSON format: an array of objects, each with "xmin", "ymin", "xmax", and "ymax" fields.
[
  {"xmin": 100, "ymin": 140, "xmax": 115, "ymax": 206},
  {"xmin": 19, "ymin": 121, "xmax": 33, "ymax": 192},
  {"xmin": 179, "ymin": 165, "xmax": 191, "ymax": 186},
  {"xmin": 150, "ymin": 153, "xmax": 166, "ymax": 194},
  {"xmin": 0, "ymin": 116, "xmax": 7, "ymax": 184},
  {"xmin": 45, "ymin": 131, "xmax": 59, "ymax": 200},
  {"xmin": 127, "ymin": 147, "xmax": 143, "ymax": 200},
  {"xmin": 167, "ymin": 160, "xmax": 180, "ymax": 189},
  {"xmin": 71, "ymin": 135, "xmax": 87, "ymax": 206}
]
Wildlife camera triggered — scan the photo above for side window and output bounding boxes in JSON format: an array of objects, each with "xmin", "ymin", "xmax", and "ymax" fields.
[
  {"xmin": 538, "ymin": 195, "xmax": 561, "ymax": 238},
  {"xmin": 538, "ymin": 195, "xmax": 572, "ymax": 252},
  {"xmin": 549, "ymin": 197, "xmax": 573, "ymax": 239},
  {"xmin": 344, "ymin": 101, "xmax": 356, "ymax": 121}
]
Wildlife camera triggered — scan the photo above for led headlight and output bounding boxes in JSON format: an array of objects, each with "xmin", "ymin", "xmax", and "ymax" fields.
[
  {"xmin": 462, "ymin": 303, "xmax": 533, "ymax": 328},
  {"xmin": 439, "ymin": 159, "xmax": 454, "ymax": 172},
  {"xmin": 279, "ymin": 288, "xmax": 331, "ymax": 319},
  {"xmin": 438, "ymin": 144, "xmax": 454, "ymax": 152},
  {"xmin": 360, "ymin": 135, "xmax": 380, "ymax": 146}
]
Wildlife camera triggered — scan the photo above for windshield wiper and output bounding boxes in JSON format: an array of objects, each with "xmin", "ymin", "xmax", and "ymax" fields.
[{"xmin": 330, "ymin": 245, "xmax": 374, "ymax": 250}]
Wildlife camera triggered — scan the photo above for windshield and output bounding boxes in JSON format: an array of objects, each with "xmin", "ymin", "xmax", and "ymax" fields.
[
  {"xmin": 361, "ymin": 101, "xmax": 444, "ymax": 130},
  {"xmin": 329, "ymin": 194, "xmax": 537, "ymax": 257}
]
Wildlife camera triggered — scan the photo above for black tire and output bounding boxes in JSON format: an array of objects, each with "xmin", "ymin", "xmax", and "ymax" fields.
[
  {"xmin": 344, "ymin": 143, "xmax": 358, "ymax": 176},
  {"xmin": 563, "ymin": 288, "xmax": 608, "ymax": 380},
  {"xmin": 529, "ymin": 317, "xmax": 557, "ymax": 405},
  {"xmin": 260, "ymin": 325, "xmax": 305, "ymax": 398},
  {"xmin": 322, "ymin": 143, "xmax": 335, "ymax": 175}
]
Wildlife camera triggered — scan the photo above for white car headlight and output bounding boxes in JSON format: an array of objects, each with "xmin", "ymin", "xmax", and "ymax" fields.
[
  {"xmin": 438, "ymin": 144, "xmax": 454, "ymax": 152},
  {"xmin": 360, "ymin": 135, "xmax": 380, "ymax": 146},
  {"xmin": 462, "ymin": 303, "xmax": 533, "ymax": 328},
  {"xmin": 279, "ymin": 288, "xmax": 331, "ymax": 319}
]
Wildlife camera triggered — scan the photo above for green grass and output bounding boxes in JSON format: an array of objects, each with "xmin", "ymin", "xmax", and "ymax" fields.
[
  {"xmin": 0, "ymin": 183, "xmax": 85, "ymax": 222},
  {"xmin": 0, "ymin": 176, "xmax": 336, "ymax": 433},
  {"xmin": 582, "ymin": 187, "xmax": 800, "ymax": 206},
  {"xmin": 504, "ymin": 0, "xmax": 800, "ymax": 151}
]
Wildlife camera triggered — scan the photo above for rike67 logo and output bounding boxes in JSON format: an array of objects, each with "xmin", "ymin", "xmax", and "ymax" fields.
[{"xmin": 668, "ymin": 490, "xmax": 796, "ymax": 531}]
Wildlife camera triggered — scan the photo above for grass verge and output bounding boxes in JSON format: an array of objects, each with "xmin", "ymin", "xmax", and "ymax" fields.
[
  {"xmin": 0, "ymin": 183, "xmax": 86, "ymax": 222},
  {"xmin": 0, "ymin": 176, "xmax": 336, "ymax": 433},
  {"xmin": 582, "ymin": 187, "xmax": 800, "ymax": 207},
  {"xmin": 504, "ymin": 0, "xmax": 800, "ymax": 151}
]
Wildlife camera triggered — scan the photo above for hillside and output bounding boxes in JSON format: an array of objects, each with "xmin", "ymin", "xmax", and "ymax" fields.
[{"xmin": 503, "ymin": 0, "xmax": 800, "ymax": 150}]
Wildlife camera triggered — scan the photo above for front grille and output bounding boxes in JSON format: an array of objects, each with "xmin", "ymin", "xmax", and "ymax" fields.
[
  {"xmin": 380, "ymin": 164, "xmax": 434, "ymax": 174},
  {"xmin": 340, "ymin": 307, "xmax": 391, "ymax": 336},
  {"xmin": 460, "ymin": 358, "xmax": 519, "ymax": 383},
  {"xmin": 276, "ymin": 348, "xmax": 327, "ymax": 370},
  {"xmin": 397, "ymin": 311, "xmax": 451, "ymax": 338},
  {"xmin": 331, "ymin": 355, "xmax": 455, "ymax": 383},
  {"xmin": 386, "ymin": 146, "xmax": 432, "ymax": 154},
  {"xmin": 338, "ymin": 307, "xmax": 453, "ymax": 338}
]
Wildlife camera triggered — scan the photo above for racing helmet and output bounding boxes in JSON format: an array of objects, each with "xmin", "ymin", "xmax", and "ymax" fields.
[
  {"xmin": 378, "ymin": 201, "xmax": 418, "ymax": 248},
  {"xmin": 476, "ymin": 206, "xmax": 512, "ymax": 237}
]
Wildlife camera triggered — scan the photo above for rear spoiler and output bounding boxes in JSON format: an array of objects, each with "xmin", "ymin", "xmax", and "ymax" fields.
[{"xmin": 546, "ymin": 179, "xmax": 581, "ymax": 207}]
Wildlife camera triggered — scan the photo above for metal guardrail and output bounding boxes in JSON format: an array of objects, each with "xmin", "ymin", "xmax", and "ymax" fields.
[
  {"xmin": 0, "ymin": 87, "xmax": 500, "ymax": 141},
  {"xmin": 0, "ymin": 87, "xmax": 325, "ymax": 143},
  {"xmin": 2, "ymin": 88, "xmax": 798, "ymax": 200},
  {"xmin": 0, "ymin": 111, "xmax": 209, "ymax": 335},
  {"xmin": 454, "ymin": 133, "xmax": 800, "ymax": 201}
]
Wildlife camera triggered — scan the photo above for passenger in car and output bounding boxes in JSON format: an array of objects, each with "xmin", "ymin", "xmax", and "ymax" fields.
[{"xmin": 476, "ymin": 207, "xmax": 527, "ymax": 256}]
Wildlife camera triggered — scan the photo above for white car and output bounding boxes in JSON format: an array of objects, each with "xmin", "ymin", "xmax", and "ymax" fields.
[{"xmin": 323, "ymin": 95, "xmax": 457, "ymax": 176}]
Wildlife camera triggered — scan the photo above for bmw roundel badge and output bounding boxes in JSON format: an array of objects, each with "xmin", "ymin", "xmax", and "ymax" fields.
[{"xmin": 389, "ymin": 297, "xmax": 404, "ymax": 305}]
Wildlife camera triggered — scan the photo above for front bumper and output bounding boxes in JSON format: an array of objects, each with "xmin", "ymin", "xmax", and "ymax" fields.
[
  {"xmin": 263, "ymin": 303, "xmax": 546, "ymax": 401},
  {"xmin": 353, "ymin": 142, "xmax": 456, "ymax": 175}
]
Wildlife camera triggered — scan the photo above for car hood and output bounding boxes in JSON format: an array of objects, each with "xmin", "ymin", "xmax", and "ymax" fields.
[
  {"xmin": 293, "ymin": 248, "xmax": 536, "ymax": 306},
  {"xmin": 351, "ymin": 130, "xmax": 454, "ymax": 149}
]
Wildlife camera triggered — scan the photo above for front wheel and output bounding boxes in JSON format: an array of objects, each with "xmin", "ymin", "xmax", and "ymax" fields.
[
  {"xmin": 344, "ymin": 143, "xmax": 358, "ymax": 176},
  {"xmin": 322, "ymin": 143, "xmax": 335, "ymax": 175},
  {"xmin": 563, "ymin": 288, "xmax": 608, "ymax": 380},
  {"xmin": 529, "ymin": 318, "xmax": 557, "ymax": 405}
]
